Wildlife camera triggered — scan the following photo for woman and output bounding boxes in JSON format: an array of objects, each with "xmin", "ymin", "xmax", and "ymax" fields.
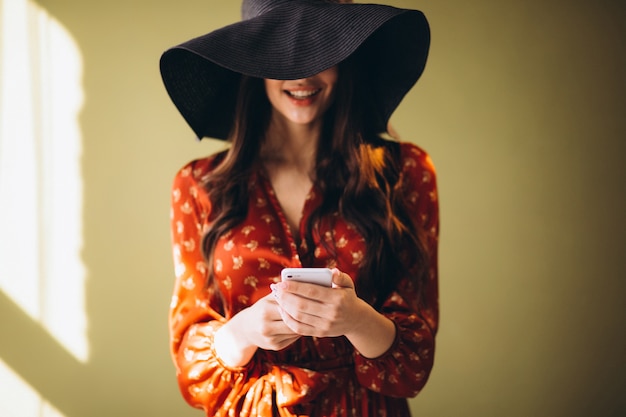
[{"xmin": 160, "ymin": 0, "xmax": 439, "ymax": 416}]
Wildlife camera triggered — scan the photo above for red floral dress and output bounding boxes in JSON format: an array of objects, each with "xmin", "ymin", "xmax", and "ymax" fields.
[{"xmin": 169, "ymin": 142, "xmax": 439, "ymax": 416}]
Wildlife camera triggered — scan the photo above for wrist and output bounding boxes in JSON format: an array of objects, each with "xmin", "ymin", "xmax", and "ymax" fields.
[
  {"xmin": 214, "ymin": 313, "xmax": 258, "ymax": 368},
  {"xmin": 344, "ymin": 298, "xmax": 373, "ymax": 338},
  {"xmin": 345, "ymin": 300, "xmax": 396, "ymax": 358}
]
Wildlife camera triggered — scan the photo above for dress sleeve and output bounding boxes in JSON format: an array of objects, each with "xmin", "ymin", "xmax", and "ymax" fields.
[
  {"xmin": 169, "ymin": 160, "xmax": 259, "ymax": 413},
  {"xmin": 354, "ymin": 143, "xmax": 439, "ymax": 398}
]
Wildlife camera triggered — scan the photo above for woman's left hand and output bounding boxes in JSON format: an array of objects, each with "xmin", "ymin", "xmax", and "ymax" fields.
[{"xmin": 270, "ymin": 268, "xmax": 366, "ymax": 338}]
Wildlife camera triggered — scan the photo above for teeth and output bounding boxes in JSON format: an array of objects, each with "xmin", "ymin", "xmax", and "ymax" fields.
[{"xmin": 287, "ymin": 89, "xmax": 319, "ymax": 98}]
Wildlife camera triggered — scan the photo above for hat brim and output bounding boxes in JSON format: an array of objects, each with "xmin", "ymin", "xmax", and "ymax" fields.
[{"xmin": 160, "ymin": 2, "xmax": 430, "ymax": 140}]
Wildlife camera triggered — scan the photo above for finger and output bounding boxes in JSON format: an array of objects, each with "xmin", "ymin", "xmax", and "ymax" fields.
[
  {"xmin": 278, "ymin": 293, "xmax": 325, "ymax": 323},
  {"xmin": 274, "ymin": 282, "xmax": 350, "ymax": 327},
  {"xmin": 259, "ymin": 312, "xmax": 300, "ymax": 339},
  {"xmin": 278, "ymin": 305, "xmax": 320, "ymax": 336},
  {"xmin": 272, "ymin": 281, "xmax": 329, "ymax": 302},
  {"xmin": 260, "ymin": 329, "xmax": 301, "ymax": 351},
  {"xmin": 331, "ymin": 268, "xmax": 354, "ymax": 289}
]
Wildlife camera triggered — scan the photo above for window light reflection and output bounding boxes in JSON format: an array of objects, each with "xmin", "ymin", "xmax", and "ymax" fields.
[
  {"xmin": 0, "ymin": 359, "xmax": 64, "ymax": 417},
  {"xmin": 0, "ymin": 0, "xmax": 87, "ymax": 414}
]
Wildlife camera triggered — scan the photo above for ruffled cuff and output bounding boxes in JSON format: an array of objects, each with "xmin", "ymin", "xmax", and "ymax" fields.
[
  {"xmin": 176, "ymin": 320, "xmax": 254, "ymax": 411},
  {"xmin": 353, "ymin": 316, "xmax": 434, "ymax": 398}
]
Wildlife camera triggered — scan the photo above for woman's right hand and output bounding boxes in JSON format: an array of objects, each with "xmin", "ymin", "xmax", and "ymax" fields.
[{"xmin": 214, "ymin": 292, "xmax": 300, "ymax": 367}]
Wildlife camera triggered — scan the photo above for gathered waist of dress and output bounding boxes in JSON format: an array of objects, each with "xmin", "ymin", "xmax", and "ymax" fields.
[
  {"xmin": 274, "ymin": 353, "xmax": 355, "ymax": 373},
  {"xmin": 250, "ymin": 351, "xmax": 356, "ymax": 413}
]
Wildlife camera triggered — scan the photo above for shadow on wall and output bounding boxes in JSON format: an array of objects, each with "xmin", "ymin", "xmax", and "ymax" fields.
[
  {"xmin": 0, "ymin": 0, "xmax": 215, "ymax": 416},
  {"xmin": 1, "ymin": 0, "xmax": 625, "ymax": 417},
  {"xmin": 0, "ymin": 293, "xmax": 86, "ymax": 415}
]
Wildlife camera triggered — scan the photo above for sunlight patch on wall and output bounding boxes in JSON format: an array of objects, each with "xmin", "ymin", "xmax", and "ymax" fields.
[
  {"xmin": 0, "ymin": 0, "xmax": 87, "ymax": 368},
  {"xmin": 0, "ymin": 359, "xmax": 64, "ymax": 417}
]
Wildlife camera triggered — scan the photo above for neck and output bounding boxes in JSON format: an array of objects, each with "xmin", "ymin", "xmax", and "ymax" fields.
[{"xmin": 261, "ymin": 112, "xmax": 322, "ymax": 170}]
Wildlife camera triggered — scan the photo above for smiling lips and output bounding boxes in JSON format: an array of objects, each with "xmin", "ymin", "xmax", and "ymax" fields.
[{"xmin": 284, "ymin": 88, "xmax": 322, "ymax": 105}]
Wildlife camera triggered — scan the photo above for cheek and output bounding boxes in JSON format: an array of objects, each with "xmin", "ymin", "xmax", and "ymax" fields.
[
  {"xmin": 264, "ymin": 80, "xmax": 282, "ymax": 106},
  {"xmin": 324, "ymin": 84, "xmax": 338, "ymax": 110},
  {"xmin": 323, "ymin": 74, "xmax": 339, "ymax": 105},
  {"xmin": 322, "ymin": 67, "xmax": 339, "ymax": 88}
]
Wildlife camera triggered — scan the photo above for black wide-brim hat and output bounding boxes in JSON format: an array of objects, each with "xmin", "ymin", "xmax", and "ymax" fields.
[{"xmin": 160, "ymin": 0, "xmax": 430, "ymax": 140}]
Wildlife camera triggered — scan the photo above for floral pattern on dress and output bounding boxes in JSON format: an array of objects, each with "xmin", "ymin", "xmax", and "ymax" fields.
[{"xmin": 169, "ymin": 142, "xmax": 439, "ymax": 416}]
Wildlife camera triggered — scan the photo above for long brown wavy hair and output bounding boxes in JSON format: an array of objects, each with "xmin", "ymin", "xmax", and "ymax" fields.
[{"xmin": 201, "ymin": 58, "xmax": 430, "ymax": 310}]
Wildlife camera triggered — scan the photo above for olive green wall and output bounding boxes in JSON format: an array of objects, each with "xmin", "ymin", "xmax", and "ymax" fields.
[{"xmin": 1, "ymin": 0, "xmax": 624, "ymax": 416}]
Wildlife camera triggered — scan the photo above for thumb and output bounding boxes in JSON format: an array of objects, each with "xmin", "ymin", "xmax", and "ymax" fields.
[{"xmin": 331, "ymin": 268, "xmax": 354, "ymax": 289}]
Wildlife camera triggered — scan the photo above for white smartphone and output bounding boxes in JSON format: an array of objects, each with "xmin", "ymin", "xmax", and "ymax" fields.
[{"xmin": 281, "ymin": 267, "xmax": 333, "ymax": 287}]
